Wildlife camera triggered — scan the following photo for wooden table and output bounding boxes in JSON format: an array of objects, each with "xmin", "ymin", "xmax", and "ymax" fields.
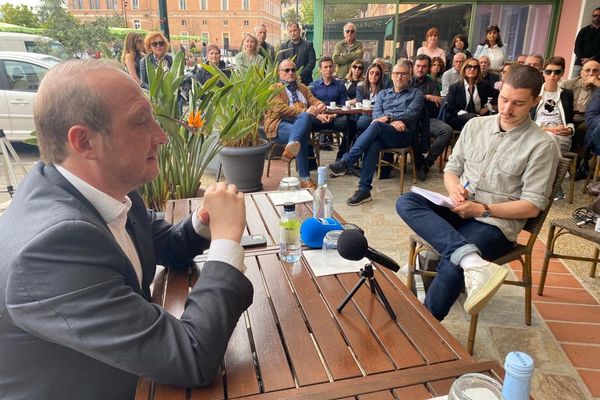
[{"xmin": 136, "ymin": 193, "xmax": 504, "ymax": 400}]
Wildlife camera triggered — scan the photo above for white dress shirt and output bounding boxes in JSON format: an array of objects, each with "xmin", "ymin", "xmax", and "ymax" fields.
[{"xmin": 56, "ymin": 166, "xmax": 246, "ymax": 281}]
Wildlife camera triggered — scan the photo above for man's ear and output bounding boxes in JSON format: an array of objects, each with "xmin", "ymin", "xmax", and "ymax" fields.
[{"xmin": 66, "ymin": 125, "xmax": 100, "ymax": 160}]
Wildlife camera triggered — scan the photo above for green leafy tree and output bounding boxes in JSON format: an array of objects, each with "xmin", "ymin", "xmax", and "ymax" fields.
[
  {"xmin": 0, "ymin": 4, "xmax": 39, "ymax": 28},
  {"xmin": 282, "ymin": 8, "xmax": 298, "ymax": 26}
]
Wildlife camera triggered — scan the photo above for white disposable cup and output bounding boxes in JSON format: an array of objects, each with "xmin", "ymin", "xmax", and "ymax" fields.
[
  {"xmin": 330, "ymin": 101, "xmax": 336, "ymax": 108},
  {"xmin": 345, "ymin": 100, "xmax": 352, "ymax": 108},
  {"xmin": 354, "ymin": 102, "xmax": 363, "ymax": 109},
  {"xmin": 362, "ymin": 99, "xmax": 372, "ymax": 108}
]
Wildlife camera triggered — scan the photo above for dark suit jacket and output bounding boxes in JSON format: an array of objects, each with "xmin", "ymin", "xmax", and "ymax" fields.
[
  {"xmin": 0, "ymin": 163, "xmax": 253, "ymax": 400},
  {"xmin": 139, "ymin": 53, "xmax": 173, "ymax": 89},
  {"xmin": 277, "ymin": 38, "xmax": 316, "ymax": 84},
  {"xmin": 445, "ymin": 80, "xmax": 497, "ymax": 130}
]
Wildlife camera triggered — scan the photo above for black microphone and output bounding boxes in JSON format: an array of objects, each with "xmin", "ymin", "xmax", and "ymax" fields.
[{"xmin": 337, "ymin": 229, "xmax": 400, "ymax": 272}]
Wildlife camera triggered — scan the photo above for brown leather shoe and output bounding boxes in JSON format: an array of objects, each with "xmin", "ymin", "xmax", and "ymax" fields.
[
  {"xmin": 281, "ymin": 141, "xmax": 300, "ymax": 162},
  {"xmin": 300, "ymin": 179, "xmax": 317, "ymax": 190}
]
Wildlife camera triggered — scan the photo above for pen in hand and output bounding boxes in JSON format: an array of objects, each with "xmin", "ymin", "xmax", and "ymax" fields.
[{"xmin": 462, "ymin": 181, "xmax": 471, "ymax": 200}]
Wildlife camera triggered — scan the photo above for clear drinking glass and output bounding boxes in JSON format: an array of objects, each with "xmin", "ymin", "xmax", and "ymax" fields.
[
  {"xmin": 448, "ymin": 373, "xmax": 504, "ymax": 400},
  {"xmin": 322, "ymin": 230, "xmax": 344, "ymax": 266},
  {"xmin": 279, "ymin": 176, "xmax": 300, "ymax": 192}
]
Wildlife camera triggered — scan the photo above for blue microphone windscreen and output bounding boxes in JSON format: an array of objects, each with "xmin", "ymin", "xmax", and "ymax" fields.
[{"xmin": 300, "ymin": 218, "xmax": 343, "ymax": 248}]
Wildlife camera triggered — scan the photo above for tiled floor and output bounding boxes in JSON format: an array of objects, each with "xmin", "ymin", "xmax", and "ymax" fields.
[{"xmin": 261, "ymin": 150, "xmax": 600, "ymax": 400}]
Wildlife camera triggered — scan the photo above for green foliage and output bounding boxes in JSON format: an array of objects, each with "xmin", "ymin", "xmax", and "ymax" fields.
[
  {"xmin": 282, "ymin": 8, "xmax": 298, "ymax": 26},
  {"xmin": 140, "ymin": 50, "xmax": 246, "ymax": 210},
  {"xmin": 204, "ymin": 52, "xmax": 282, "ymax": 148},
  {"xmin": 0, "ymin": 4, "xmax": 39, "ymax": 28}
]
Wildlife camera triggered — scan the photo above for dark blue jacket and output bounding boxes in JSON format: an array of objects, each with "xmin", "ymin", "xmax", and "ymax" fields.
[
  {"xmin": 309, "ymin": 78, "xmax": 347, "ymax": 105},
  {"xmin": 585, "ymin": 89, "xmax": 600, "ymax": 154},
  {"xmin": 277, "ymin": 38, "xmax": 316, "ymax": 84}
]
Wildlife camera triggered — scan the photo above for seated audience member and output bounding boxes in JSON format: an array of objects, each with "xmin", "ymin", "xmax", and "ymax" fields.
[
  {"xmin": 560, "ymin": 59, "xmax": 600, "ymax": 116},
  {"xmin": 264, "ymin": 59, "xmax": 327, "ymax": 189},
  {"xmin": 473, "ymin": 24, "xmax": 506, "ymax": 74},
  {"xmin": 344, "ymin": 59, "xmax": 365, "ymax": 102},
  {"xmin": 494, "ymin": 62, "xmax": 513, "ymax": 91},
  {"xmin": 234, "ymin": 34, "xmax": 264, "ymax": 72},
  {"xmin": 0, "ymin": 59, "xmax": 253, "ymax": 399},
  {"xmin": 531, "ymin": 56, "xmax": 574, "ymax": 155},
  {"xmin": 430, "ymin": 56, "xmax": 445, "ymax": 93},
  {"xmin": 396, "ymin": 64, "xmax": 559, "ymax": 321},
  {"xmin": 445, "ymin": 58, "xmax": 497, "ymax": 131},
  {"xmin": 516, "ymin": 54, "xmax": 528, "ymax": 64},
  {"xmin": 192, "ymin": 44, "xmax": 231, "ymax": 86},
  {"xmin": 479, "ymin": 55, "xmax": 500, "ymax": 87},
  {"xmin": 372, "ymin": 57, "xmax": 393, "ymax": 89},
  {"xmin": 417, "ymin": 27, "xmax": 446, "ymax": 60},
  {"xmin": 441, "ymin": 52, "xmax": 466, "ymax": 96},
  {"xmin": 411, "ymin": 54, "xmax": 453, "ymax": 179},
  {"xmin": 310, "ymin": 56, "xmax": 356, "ymax": 160},
  {"xmin": 524, "ymin": 54, "xmax": 544, "ymax": 72},
  {"xmin": 328, "ymin": 60, "xmax": 424, "ymax": 205},
  {"xmin": 356, "ymin": 63, "xmax": 385, "ymax": 134},
  {"xmin": 585, "ymin": 89, "xmax": 600, "ymax": 154},
  {"xmin": 140, "ymin": 31, "xmax": 173, "ymax": 89},
  {"xmin": 445, "ymin": 33, "xmax": 472, "ymax": 71}
]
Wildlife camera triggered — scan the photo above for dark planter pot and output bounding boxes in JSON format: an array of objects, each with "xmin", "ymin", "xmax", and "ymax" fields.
[{"xmin": 219, "ymin": 138, "xmax": 270, "ymax": 192}]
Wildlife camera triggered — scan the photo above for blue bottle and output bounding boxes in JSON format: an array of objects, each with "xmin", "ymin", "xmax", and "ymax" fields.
[{"xmin": 502, "ymin": 351, "xmax": 534, "ymax": 400}]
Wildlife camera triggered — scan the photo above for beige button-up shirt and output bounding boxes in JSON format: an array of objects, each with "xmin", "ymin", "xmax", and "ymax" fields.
[{"xmin": 444, "ymin": 115, "xmax": 560, "ymax": 241}]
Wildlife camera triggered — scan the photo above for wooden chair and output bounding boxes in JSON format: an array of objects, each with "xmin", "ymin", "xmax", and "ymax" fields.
[
  {"xmin": 309, "ymin": 129, "xmax": 342, "ymax": 167},
  {"xmin": 538, "ymin": 218, "xmax": 600, "ymax": 295},
  {"xmin": 265, "ymin": 140, "xmax": 292, "ymax": 178},
  {"xmin": 405, "ymin": 157, "xmax": 570, "ymax": 354},
  {"xmin": 376, "ymin": 146, "xmax": 417, "ymax": 194},
  {"xmin": 562, "ymin": 152, "xmax": 578, "ymax": 203}
]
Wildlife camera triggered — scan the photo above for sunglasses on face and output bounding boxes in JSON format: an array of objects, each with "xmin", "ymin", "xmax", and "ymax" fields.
[
  {"xmin": 151, "ymin": 41, "xmax": 165, "ymax": 48},
  {"xmin": 543, "ymin": 69, "xmax": 562, "ymax": 76},
  {"xmin": 465, "ymin": 64, "xmax": 480, "ymax": 70},
  {"xmin": 352, "ymin": 65, "xmax": 363, "ymax": 70},
  {"xmin": 280, "ymin": 68, "xmax": 296, "ymax": 73},
  {"xmin": 345, "ymin": 29, "xmax": 355, "ymax": 34}
]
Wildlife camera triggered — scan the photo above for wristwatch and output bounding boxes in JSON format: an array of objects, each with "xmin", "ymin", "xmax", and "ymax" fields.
[
  {"xmin": 385, "ymin": 115, "xmax": 392, "ymax": 123},
  {"xmin": 481, "ymin": 203, "xmax": 491, "ymax": 218}
]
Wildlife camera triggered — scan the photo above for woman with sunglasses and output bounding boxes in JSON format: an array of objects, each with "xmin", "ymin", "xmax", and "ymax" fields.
[
  {"xmin": 474, "ymin": 25, "xmax": 506, "ymax": 75},
  {"xmin": 445, "ymin": 58, "xmax": 496, "ymax": 131},
  {"xmin": 355, "ymin": 63, "xmax": 384, "ymax": 134},
  {"xmin": 532, "ymin": 56, "xmax": 574, "ymax": 156},
  {"xmin": 344, "ymin": 59, "xmax": 365, "ymax": 103},
  {"xmin": 417, "ymin": 27, "xmax": 446, "ymax": 60},
  {"xmin": 234, "ymin": 34, "xmax": 264, "ymax": 72},
  {"xmin": 445, "ymin": 33, "xmax": 471, "ymax": 71},
  {"xmin": 429, "ymin": 57, "xmax": 445, "ymax": 93},
  {"xmin": 139, "ymin": 32, "xmax": 173, "ymax": 89},
  {"xmin": 121, "ymin": 32, "xmax": 145, "ymax": 85}
]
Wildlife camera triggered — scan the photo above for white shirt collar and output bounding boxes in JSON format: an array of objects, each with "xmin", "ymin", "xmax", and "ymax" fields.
[{"xmin": 55, "ymin": 165, "xmax": 132, "ymax": 225}]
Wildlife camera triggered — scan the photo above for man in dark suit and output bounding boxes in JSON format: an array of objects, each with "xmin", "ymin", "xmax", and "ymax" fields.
[
  {"xmin": 0, "ymin": 59, "xmax": 253, "ymax": 400},
  {"xmin": 278, "ymin": 22, "xmax": 316, "ymax": 84}
]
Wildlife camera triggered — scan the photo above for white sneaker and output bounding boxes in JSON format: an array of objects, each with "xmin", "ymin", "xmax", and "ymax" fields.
[{"xmin": 463, "ymin": 263, "xmax": 509, "ymax": 315}]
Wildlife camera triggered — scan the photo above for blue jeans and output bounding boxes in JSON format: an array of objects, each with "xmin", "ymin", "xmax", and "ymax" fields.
[
  {"xmin": 341, "ymin": 121, "xmax": 415, "ymax": 193},
  {"xmin": 585, "ymin": 123, "xmax": 600, "ymax": 156},
  {"xmin": 356, "ymin": 114, "xmax": 372, "ymax": 135},
  {"xmin": 396, "ymin": 192, "xmax": 514, "ymax": 320},
  {"xmin": 275, "ymin": 112, "xmax": 314, "ymax": 179}
]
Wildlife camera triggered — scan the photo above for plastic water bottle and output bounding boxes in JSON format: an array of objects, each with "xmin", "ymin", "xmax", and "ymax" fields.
[
  {"xmin": 486, "ymin": 97, "xmax": 495, "ymax": 114},
  {"xmin": 313, "ymin": 166, "xmax": 333, "ymax": 219},
  {"xmin": 279, "ymin": 202, "xmax": 301, "ymax": 263},
  {"xmin": 502, "ymin": 351, "xmax": 534, "ymax": 400}
]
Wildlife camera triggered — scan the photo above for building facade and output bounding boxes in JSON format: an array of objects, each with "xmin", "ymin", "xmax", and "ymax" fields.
[{"xmin": 68, "ymin": 0, "xmax": 281, "ymax": 53}]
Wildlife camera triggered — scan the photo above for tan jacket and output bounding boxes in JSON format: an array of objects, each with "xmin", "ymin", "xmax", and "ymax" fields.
[{"xmin": 263, "ymin": 82, "xmax": 324, "ymax": 139}]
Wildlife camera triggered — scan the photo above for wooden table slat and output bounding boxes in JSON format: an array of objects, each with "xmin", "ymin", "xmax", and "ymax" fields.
[
  {"xmin": 357, "ymin": 389, "xmax": 396, "ymax": 400},
  {"xmin": 244, "ymin": 196, "xmax": 276, "ymax": 247},
  {"xmin": 258, "ymin": 253, "xmax": 330, "ymax": 387},
  {"xmin": 134, "ymin": 377, "xmax": 153, "ymax": 400},
  {"xmin": 427, "ymin": 378, "xmax": 455, "ymax": 397},
  {"xmin": 222, "ymin": 316, "xmax": 260, "ymax": 398},
  {"xmin": 249, "ymin": 194, "xmax": 283, "ymax": 243},
  {"xmin": 172, "ymin": 199, "xmax": 194, "ymax": 224},
  {"xmin": 313, "ymin": 274, "xmax": 396, "ymax": 375},
  {"xmin": 336, "ymin": 272, "xmax": 428, "ymax": 370},
  {"xmin": 241, "ymin": 255, "xmax": 296, "ymax": 393},
  {"xmin": 153, "ymin": 384, "xmax": 187, "ymax": 400},
  {"xmin": 392, "ymin": 384, "xmax": 433, "ymax": 399},
  {"xmin": 162, "ymin": 267, "xmax": 192, "ymax": 319},
  {"xmin": 282, "ymin": 257, "xmax": 363, "ymax": 381}
]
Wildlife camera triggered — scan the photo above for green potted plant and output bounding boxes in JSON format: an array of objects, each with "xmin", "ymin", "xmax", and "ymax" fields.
[
  {"xmin": 140, "ymin": 50, "xmax": 244, "ymax": 210},
  {"xmin": 202, "ymin": 58, "xmax": 282, "ymax": 192}
]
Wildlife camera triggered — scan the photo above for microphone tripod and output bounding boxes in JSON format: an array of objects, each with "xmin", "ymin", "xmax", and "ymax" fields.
[{"xmin": 337, "ymin": 262, "xmax": 396, "ymax": 320}]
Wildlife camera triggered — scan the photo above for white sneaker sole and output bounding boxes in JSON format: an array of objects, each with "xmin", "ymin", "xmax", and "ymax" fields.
[{"xmin": 463, "ymin": 265, "xmax": 509, "ymax": 316}]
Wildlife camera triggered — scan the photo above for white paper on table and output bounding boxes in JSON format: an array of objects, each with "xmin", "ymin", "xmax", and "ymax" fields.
[
  {"xmin": 268, "ymin": 190, "xmax": 313, "ymax": 206},
  {"xmin": 430, "ymin": 396, "xmax": 448, "ymax": 400},
  {"xmin": 303, "ymin": 249, "xmax": 370, "ymax": 277},
  {"xmin": 410, "ymin": 186, "xmax": 455, "ymax": 208}
]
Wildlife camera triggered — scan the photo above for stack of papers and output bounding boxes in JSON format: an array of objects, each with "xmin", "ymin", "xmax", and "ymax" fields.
[
  {"xmin": 303, "ymin": 249, "xmax": 369, "ymax": 277},
  {"xmin": 268, "ymin": 190, "xmax": 313, "ymax": 206},
  {"xmin": 410, "ymin": 186, "xmax": 455, "ymax": 208}
]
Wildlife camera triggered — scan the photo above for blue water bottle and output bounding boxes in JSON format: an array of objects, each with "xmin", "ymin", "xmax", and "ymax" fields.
[{"xmin": 502, "ymin": 351, "xmax": 534, "ymax": 400}]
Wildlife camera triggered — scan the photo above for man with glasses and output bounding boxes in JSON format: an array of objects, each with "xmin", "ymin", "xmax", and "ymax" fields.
[
  {"xmin": 328, "ymin": 60, "xmax": 424, "ymax": 205},
  {"xmin": 278, "ymin": 22, "xmax": 316, "ymax": 84},
  {"xmin": 397, "ymin": 65, "xmax": 559, "ymax": 322},
  {"xmin": 573, "ymin": 7, "xmax": 600, "ymax": 78},
  {"xmin": 254, "ymin": 23, "xmax": 275, "ymax": 60},
  {"xmin": 441, "ymin": 52, "xmax": 466, "ymax": 97},
  {"xmin": 332, "ymin": 22, "xmax": 364, "ymax": 78},
  {"xmin": 264, "ymin": 59, "xmax": 327, "ymax": 189}
]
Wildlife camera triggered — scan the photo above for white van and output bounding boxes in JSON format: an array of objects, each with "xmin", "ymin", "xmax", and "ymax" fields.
[{"xmin": 0, "ymin": 32, "xmax": 67, "ymax": 59}]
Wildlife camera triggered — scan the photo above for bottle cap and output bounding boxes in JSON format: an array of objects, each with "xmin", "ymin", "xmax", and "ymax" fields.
[
  {"xmin": 283, "ymin": 202, "xmax": 295, "ymax": 212},
  {"xmin": 317, "ymin": 166, "xmax": 328, "ymax": 186},
  {"xmin": 505, "ymin": 351, "xmax": 534, "ymax": 376}
]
